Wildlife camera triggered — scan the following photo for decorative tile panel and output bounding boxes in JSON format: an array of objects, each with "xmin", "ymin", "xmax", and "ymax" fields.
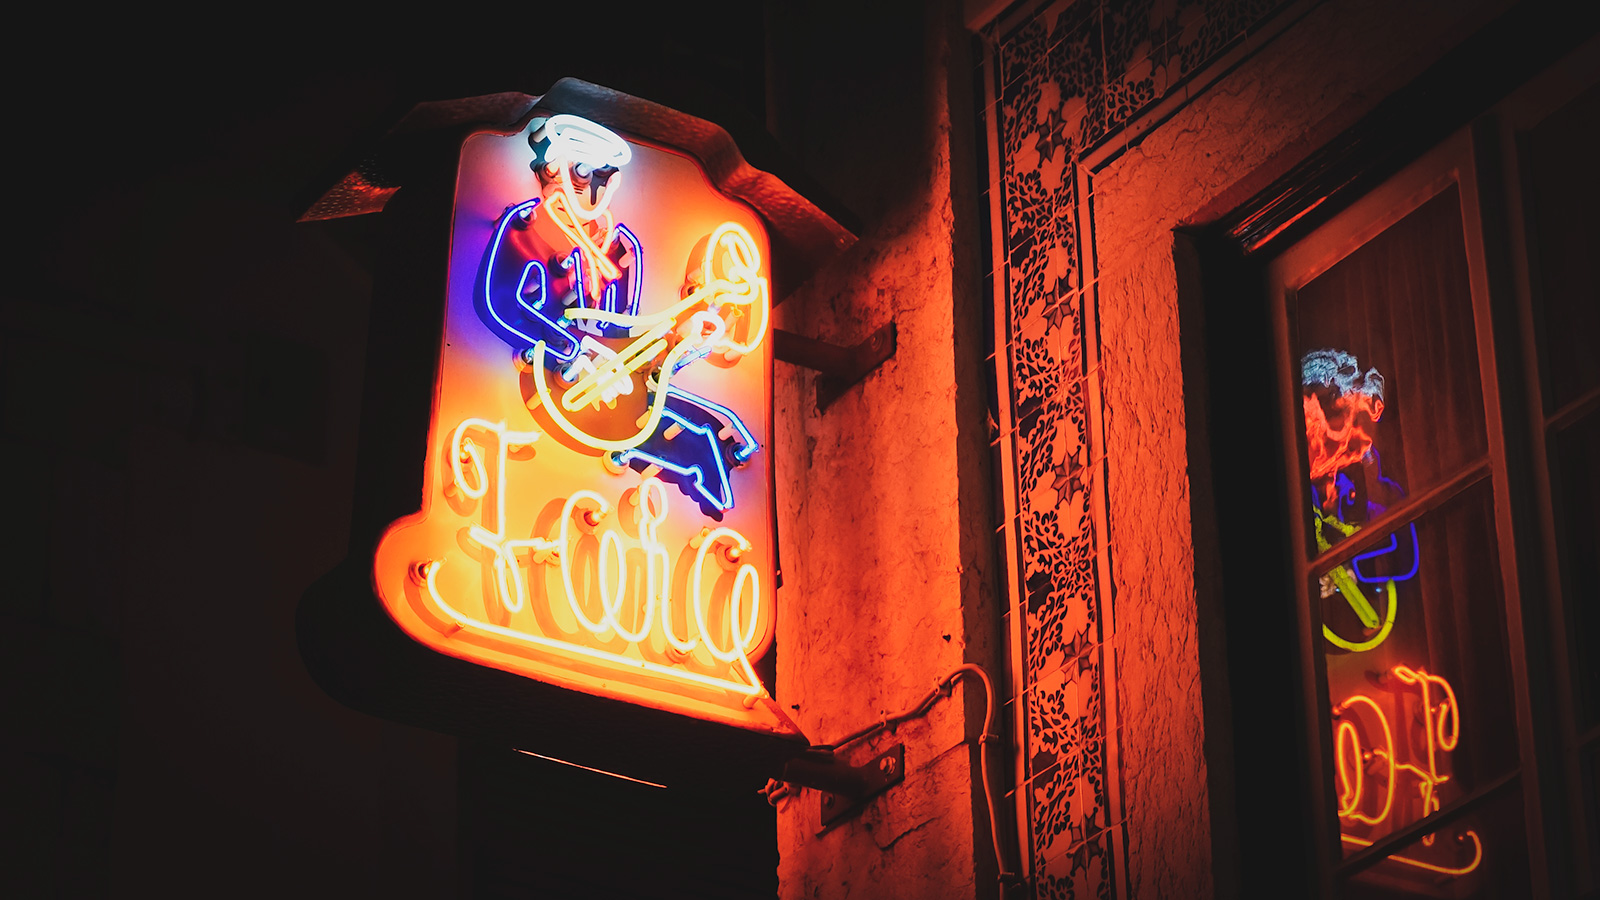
[{"xmin": 980, "ymin": 1, "xmax": 1290, "ymax": 895}]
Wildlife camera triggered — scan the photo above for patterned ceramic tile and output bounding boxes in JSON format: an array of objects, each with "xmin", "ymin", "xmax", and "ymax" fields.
[
  {"xmin": 1035, "ymin": 821, "xmax": 1115, "ymax": 900},
  {"xmin": 981, "ymin": 1, "xmax": 1288, "ymax": 894}
]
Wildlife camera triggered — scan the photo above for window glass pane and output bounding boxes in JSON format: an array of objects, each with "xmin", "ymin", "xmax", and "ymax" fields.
[
  {"xmin": 1525, "ymin": 83, "xmax": 1600, "ymax": 414},
  {"xmin": 1319, "ymin": 482, "xmax": 1519, "ymax": 863},
  {"xmin": 1342, "ymin": 783, "xmax": 1529, "ymax": 900},
  {"xmin": 1585, "ymin": 743, "xmax": 1600, "ymax": 873},
  {"xmin": 1295, "ymin": 186, "xmax": 1487, "ymax": 559},
  {"xmin": 1553, "ymin": 411, "xmax": 1600, "ymax": 729}
]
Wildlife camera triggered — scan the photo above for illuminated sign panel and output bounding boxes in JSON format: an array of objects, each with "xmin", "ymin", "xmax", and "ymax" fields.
[
  {"xmin": 1301, "ymin": 348, "xmax": 1481, "ymax": 880},
  {"xmin": 373, "ymin": 113, "xmax": 789, "ymax": 735}
]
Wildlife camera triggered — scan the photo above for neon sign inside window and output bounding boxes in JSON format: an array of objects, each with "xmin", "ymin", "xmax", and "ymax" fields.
[
  {"xmin": 1333, "ymin": 666, "xmax": 1482, "ymax": 876},
  {"xmin": 1302, "ymin": 350, "xmax": 1418, "ymax": 652},
  {"xmin": 1303, "ymin": 349, "xmax": 1481, "ymax": 879},
  {"xmin": 372, "ymin": 113, "xmax": 786, "ymax": 732}
]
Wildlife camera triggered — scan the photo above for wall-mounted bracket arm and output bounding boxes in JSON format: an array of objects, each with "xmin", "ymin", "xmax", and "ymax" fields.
[
  {"xmin": 772, "ymin": 322, "xmax": 896, "ymax": 413},
  {"xmin": 778, "ymin": 744, "xmax": 905, "ymax": 828}
]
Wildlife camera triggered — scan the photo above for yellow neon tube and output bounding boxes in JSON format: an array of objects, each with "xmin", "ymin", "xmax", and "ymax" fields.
[
  {"xmin": 689, "ymin": 527, "xmax": 763, "ymax": 697},
  {"xmin": 699, "ymin": 223, "xmax": 769, "ymax": 356},
  {"xmin": 1323, "ymin": 579, "xmax": 1397, "ymax": 652},
  {"xmin": 424, "ymin": 560, "xmax": 762, "ymax": 698},
  {"xmin": 1334, "ymin": 694, "xmax": 1397, "ymax": 824},
  {"xmin": 639, "ymin": 478, "xmax": 699, "ymax": 656},
  {"xmin": 1339, "ymin": 831, "xmax": 1482, "ymax": 876},
  {"xmin": 552, "ymin": 490, "xmax": 612, "ymax": 635},
  {"xmin": 451, "ymin": 418, "xmax": 504, "ymax": 500},
  {"xmin": 559, "ymin": 320, "xmax": 671, "ymax": 412},
  {"xmin": 428, "ymin": 422, "xmax": 769, "ymax": 699},
  {"xmin": 528, "ymin": 340, "xmax": 690, "ymax": 452},
  {"xmin": 546, "ymin": 194, "xmax": 623, "ymax": 293}
]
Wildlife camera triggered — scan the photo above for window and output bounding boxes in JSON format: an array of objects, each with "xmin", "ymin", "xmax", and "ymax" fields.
[{"xmin": 1257, "ymin": 63, "xmax": 1597, "ymax": 897}]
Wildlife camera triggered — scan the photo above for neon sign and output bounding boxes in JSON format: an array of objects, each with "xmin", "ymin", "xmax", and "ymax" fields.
[
  {"xmin": 372, "ymin": 112, "xmax": 788, "ymax": 733},
  {"xmin": 1302, "ymin": 350, "xmax": 1481, "ymax": 879},
  {"xmin": 1303, "ymin": 350, "xmax": 1419, "ymax": 652},
  {"xmin": 1331, "ymin": 666, "xmax": 1483, "ymax": 876}
]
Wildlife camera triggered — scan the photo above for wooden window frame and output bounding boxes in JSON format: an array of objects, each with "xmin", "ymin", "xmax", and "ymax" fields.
[
  {"xmin": 1265, "ymin": 126, "xmax": 1541, "ymax": 893},
  {"xmin": 1187, "ymin": 23, "xmax": 1598, "ymax": 900}
]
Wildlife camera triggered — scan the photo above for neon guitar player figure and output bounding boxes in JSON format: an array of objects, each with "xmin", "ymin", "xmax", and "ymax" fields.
[
  {"xmin": 1302, "ymin": 348, "xmax": 1420, "ymax": 652},
  {"xmin": 478, "ymin": 114, "xmax": 768, "ymax": 519}
]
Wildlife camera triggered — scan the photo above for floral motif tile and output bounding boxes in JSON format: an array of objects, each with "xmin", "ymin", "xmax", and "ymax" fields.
[
  {"xmin": 981, "ymin": 0, "xmax": 1289, "ymax": 894},
  {"xmin": 1035, "ymin": 824, "xmax": 1115, "ymax": 900}
]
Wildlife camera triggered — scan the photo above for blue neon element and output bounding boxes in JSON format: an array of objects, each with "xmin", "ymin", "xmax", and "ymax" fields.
[
  {"xmin": 1352, "ymin": 523, "xmax": 1420, "ymax": 584},
  {"xmin": 563, "ymin": 237, "xmax": 638, "ymax": 338},
  {"xmin": 481, "ymin": 199, "xmax": 580, "ymax": 361},
  {"xmin": 1312, "ymin": 451, "xmax": 1420, "ymax": 586},
  {"xmin": 619, "ymin": 408, "xmax": 735, "ymax": 511},
  {"xmin": 614, "ymin": 224, "xmax": 642, "ymax": 317},
  {"xmin": 479, "ymin": 194, "xmax": 763, "ymax": 512},
  {"xmin": 515, "ymin": 259, "xmax": 546, "ymax": 315},
  {"xmin": 671, "ymin": 344, "xmax": 715, "ymax": 373},
  {"xmin": 667, "ymin": 386, "xmax": 758, "ymax": 461},
  {"xmin": 563, "ymin": 245, "xmax": 585, "ymax": 297}
]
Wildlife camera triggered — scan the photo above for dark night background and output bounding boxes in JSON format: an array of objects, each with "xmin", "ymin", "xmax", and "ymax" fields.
[
  {"xmin": 16, "ymin": 4, "xmax": 1593, "ymax": 898},
  {"xmin": 6, "ymin": 6, "xmax": 924, "ymax": 896}
]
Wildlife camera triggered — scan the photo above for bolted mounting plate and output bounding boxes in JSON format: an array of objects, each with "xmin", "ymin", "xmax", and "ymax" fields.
[
  {"xmin": 772, "ymin": 321, "xmax": 897, "ymax": 413},
  {"xmin": 818, "ymin": 743, "xmax": 906, "ymax": 828}
]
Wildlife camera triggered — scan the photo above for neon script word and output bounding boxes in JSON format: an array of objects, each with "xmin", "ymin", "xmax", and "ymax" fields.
[
  {"xmin": 1332, "ymin": 666, "xmax": 1483, "ymax": 877},
  {"xmin": 423, "ymin": 418, "xmax": 767, "ymax": 699}
]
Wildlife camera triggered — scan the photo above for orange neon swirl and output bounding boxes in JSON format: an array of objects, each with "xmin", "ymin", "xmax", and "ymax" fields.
[
  {"xmin": 1335, "ymin": 694, "xmax": 1397, "ymax": 824},
  {"xmin": 1331, "ymin": 666, "xmax": 1481, "ymax": 877}
]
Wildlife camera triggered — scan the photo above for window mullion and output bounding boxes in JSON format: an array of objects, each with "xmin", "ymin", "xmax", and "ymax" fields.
[
  {"xmin": 1305, "ymin": 457, "xmax": 1491, "ymax": 574},
  {"xmin": 1333, "ymin": 770, "xmax": 1521, "ymax": 880}
]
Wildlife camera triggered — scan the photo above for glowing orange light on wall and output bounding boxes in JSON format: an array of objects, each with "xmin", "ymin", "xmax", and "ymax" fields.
[
  {"xmin": 370, "ymin": 113, "xmax": 791, "ymax": 735},
  {"xmin": 1331, "ymin": 665, "xmax": 1482, "ymax": 877}
]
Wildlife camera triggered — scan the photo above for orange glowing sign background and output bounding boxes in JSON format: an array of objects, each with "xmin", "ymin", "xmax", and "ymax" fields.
[{"xmin": 373, "ymin": 113, "xmax": 791, "ymax": 735}]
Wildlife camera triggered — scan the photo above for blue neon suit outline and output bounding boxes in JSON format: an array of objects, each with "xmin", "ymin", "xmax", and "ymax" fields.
[
  {"xmin": 618, "ymin": 408, "xmax": 735, "ymax": 511},
  {"xmin": 1352, "ymin": 523, "xmax": 1420, "ymax": 584},
  {"xmin": 483, "ymin": 199, "xmax": 580, "ymax": 361},
  {"xmin": 479, "ymin": 194, "xmax": 762, "ymax": 511},
  {"xmin": 666, "ymin": 386, "xmax": 758, "ymax": 462}
]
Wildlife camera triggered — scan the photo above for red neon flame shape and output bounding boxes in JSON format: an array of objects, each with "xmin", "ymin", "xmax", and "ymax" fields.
[{"xmin": 1304, "ymin": 391, "xmax": 1384, "ymax": 510}]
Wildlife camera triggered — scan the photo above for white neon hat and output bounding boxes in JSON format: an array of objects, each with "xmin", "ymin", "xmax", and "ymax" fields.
[{"xmin": 545, "ymin": 114, "xmax": 631, "ymax": 170}]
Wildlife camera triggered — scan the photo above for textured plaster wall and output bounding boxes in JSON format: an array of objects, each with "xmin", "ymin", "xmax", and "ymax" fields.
[
  {"xmin": 768, "ymin": 2, "xmax": 1002, "ymax": 898},
  {"xmin": 1086, "ymin": 0, "xmax": 1508, "ymax": 896}
]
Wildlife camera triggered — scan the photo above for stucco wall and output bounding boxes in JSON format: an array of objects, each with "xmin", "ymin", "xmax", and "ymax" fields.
[
  {"xmin": 980, "ymin": 0, "xmax": 1514, "ymax": 896},
  {"xmin": 1090, "ymin": 0, "xmax": 1507, "ymax": 896},
  {"xmin": 768, "ymin": 2, "xmax": 1004, "ymax": 898}
]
